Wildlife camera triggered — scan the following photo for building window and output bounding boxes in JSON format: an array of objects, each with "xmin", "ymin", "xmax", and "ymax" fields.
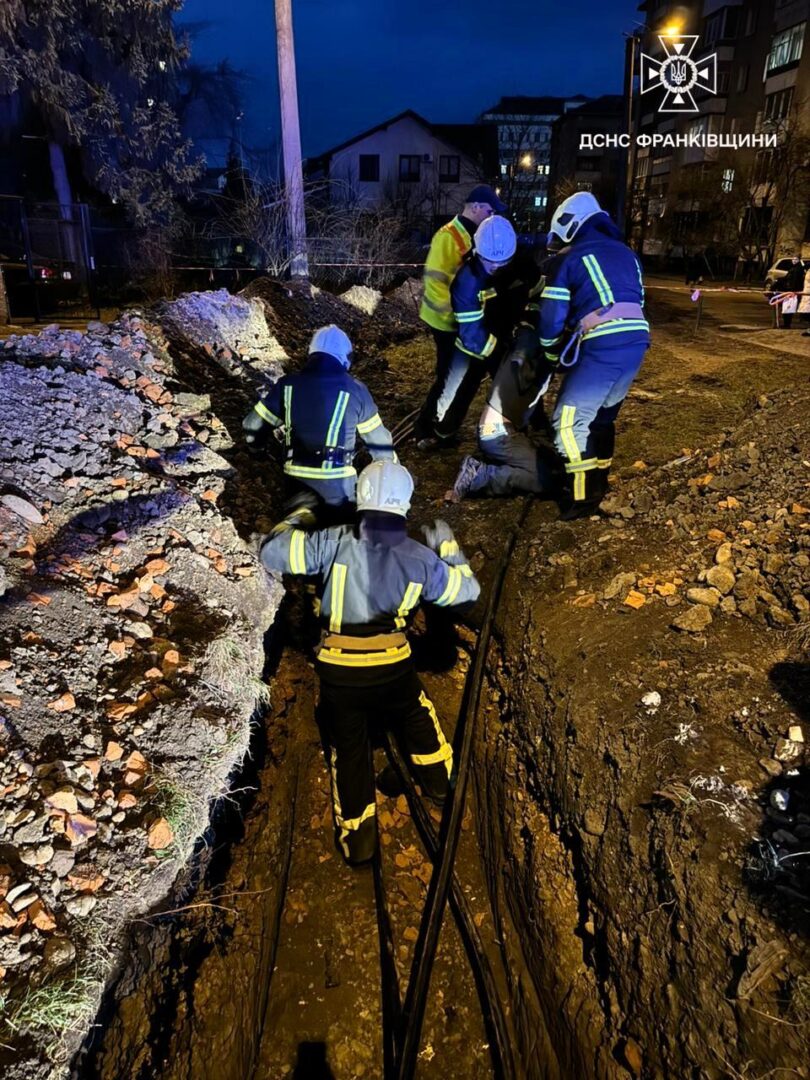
[
  {"xmin": 358, "ymin": 154, "xmax": 380, "ymax": 182},
  {"xmin": 744, "ymin": 8, "xmax": 757, "ymax": 36},
  {"xmin": 398, "ymin": 155, "xmax": 421, "ymax": 182},
  {"xmin": 500, "ymin": 163, "xmax": 508, "ymax": 176},
  {"xmin": 717, "ymin": 70, "xmax": 731, "ymax": 94},
  {"xmin": 722, "ymin": 168, "xmax": 735, "ymax": 193},
  {"xmin": 534, "ymin": 195, "xmax": 547, "ymax": 208},
  {"xmin": 736, "ymin": 65, "xmax": 749, "ymax": 93},
  {"xmin": 575, "ymin": 181, "xmax": 593, "ymax": 192},
  {"xmin": 438, "ymin": 155, "xmax": 460, "ymax": 183},
  {"xmin": 575, "ymin": 156, "xmax": 599, "ymax": 172},
  {"xmin": 765, "ymin": 87, "xmax": 795, "ymax": 122},
  {"xmin": 766, "ymin": 22, "xmax": 805, "ymax": 74}
]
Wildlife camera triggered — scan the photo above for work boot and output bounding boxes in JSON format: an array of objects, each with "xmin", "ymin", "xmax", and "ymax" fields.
[
  {"xmin": 416, "ymin": 433, "xmax": 458, "ymax": 452},
  {"xmin": 376, "ymin": 763, "xmax": 405, "ymax": 799},
  {"xmin": 376, "ymin": 763, "xmax": 448, "ymax": 807},
  {"xmin": 558, "ymin": 468, "xmax": 604, "ymax": 520},
  {"xmin": 336, "ymin": 816, "xmax": 377, "ymax": 867},
  {"xmin": 446, "ymin": 455, "xmax": 484, "ymax": 503}
]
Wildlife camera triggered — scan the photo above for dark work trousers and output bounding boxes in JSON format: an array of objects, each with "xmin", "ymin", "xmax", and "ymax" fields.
[
  {"xmin": 317, "ymin": 664, "xmax": 453, "ymax": 862},
  {"xmin": 472, "ymin": 431, "xmax": 556, "ymax": 496},
  {"xmin": 415, "ymin": 328, "xmax": 458, "ymax": 439}
]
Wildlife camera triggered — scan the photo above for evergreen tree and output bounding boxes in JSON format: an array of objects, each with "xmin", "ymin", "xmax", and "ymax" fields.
[{"xmin": 0, "ymin": 0, "xmax": 203, "ymax": 223}]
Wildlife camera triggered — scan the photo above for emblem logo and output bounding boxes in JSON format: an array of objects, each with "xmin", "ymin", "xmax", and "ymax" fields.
[{"xmin": 640, "ymin": 35, "xmax": 717, "ymax": 113}]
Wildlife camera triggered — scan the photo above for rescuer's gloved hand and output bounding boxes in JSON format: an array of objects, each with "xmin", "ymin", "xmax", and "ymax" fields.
[
  {"xmin": 421, "ymin": 518, "xmax": 455, "ymax": 553},
  {"xmin": 508, "ymin": 323, "xmax": 537, "ymax": 368},
  {"xmin": 268, "ymin": 491, "xmax": 320, "ymax": 537}
]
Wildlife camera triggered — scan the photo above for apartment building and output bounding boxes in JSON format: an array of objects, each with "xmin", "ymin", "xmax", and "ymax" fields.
[{"xmin": 632, "ymin": 0, "xmax": 810, "ymax": 265}]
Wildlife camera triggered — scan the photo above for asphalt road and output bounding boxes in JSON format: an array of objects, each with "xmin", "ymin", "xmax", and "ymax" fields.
[{"xmin": 644, "ymin": 274, "xmax": 783, "ymax": 329}]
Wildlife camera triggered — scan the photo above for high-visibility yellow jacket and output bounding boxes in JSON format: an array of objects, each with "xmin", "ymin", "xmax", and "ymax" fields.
[{"xmin": 419, "ymin": 215, "xmax": 474, "ymax": 332}]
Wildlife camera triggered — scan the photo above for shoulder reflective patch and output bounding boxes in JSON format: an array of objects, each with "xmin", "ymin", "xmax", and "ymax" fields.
[
  {"xmin": 439, "ymin": 539, "xmax": 459, "ymax": 558},
  {"xmin": 541, "ymin": 286, "xmax": 571, "ymax": 300}
]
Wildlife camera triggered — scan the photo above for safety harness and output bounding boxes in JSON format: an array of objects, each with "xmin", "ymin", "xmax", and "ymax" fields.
[{"xmin": 558, "ymin": 301, "xmax": 647, "ymax": 368}]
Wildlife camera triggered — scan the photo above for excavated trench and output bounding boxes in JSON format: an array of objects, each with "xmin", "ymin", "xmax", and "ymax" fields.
[{"xmin": 74, "ymin": 292, "xmax": 810, "ymax": 1080}]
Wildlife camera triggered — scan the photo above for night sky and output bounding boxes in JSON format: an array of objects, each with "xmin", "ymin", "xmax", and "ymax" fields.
[{"xmin": 181, "ymin": 0, "xmax": 643, "ymax": 157}]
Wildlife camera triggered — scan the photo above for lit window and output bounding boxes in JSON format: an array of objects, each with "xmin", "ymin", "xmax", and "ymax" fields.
[
  {"xmin": 500, "ymin": 163, "xmax": 507, "ymax": 176},
  {"xmin": 158, "ymin": 60, "xmax": 167, "ymax": 72},
  {"xmin": 534, "ymin": 195, "xmax": 547, "ymax": 207},
  {"xmin": 722, "ymin": 168, "xmax": 735, "ymax": 193},
  {"xmin": 766, "ymin": 22, "xmax": 805, "ymax": 74}
]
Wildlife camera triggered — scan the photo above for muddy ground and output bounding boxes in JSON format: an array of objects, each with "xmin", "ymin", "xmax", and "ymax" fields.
[{"xmin": 3, "ymin": 279, "xmax": 809, "ymax": 1079}]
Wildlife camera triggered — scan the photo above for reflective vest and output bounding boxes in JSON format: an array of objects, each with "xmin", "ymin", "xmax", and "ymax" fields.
[{"xmin": 419, "ymin": 215, "xmax": 474, "ymax": 332}]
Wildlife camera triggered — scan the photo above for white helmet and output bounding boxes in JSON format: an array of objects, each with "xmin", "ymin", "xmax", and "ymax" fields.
[
  {"xmin": 474, "ymin": 216, "xmax": 517, "ymax": 265},
  {"xmin": 549, "ymin": 192, "xmax": 602, "ymax": 244},
  {"xmin": 356, "ymin": 461, "xmax": 413, "ymax": 518},
  {"xmin": 310, "ymin": 324, "xmax": 353, "ymax": 368}
]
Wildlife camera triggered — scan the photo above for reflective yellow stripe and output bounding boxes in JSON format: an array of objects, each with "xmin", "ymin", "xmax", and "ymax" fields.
[
  {"xmin": 596, "ymin": 457, "xmax": 612, "ymax": 468},
  {"xmin": 424, "ymin": 268, "xmax": 451, "ymax": 284},
  {"xmin": 558, "ymin": 404, "xmax": 581, "ymax": 463},
  {"xmin": 395, "ymin": 580, "xmax": 423, "ymax": 629},
  {"xmin": 325, "ymin": 390, "xmax": 350, "ymax": 448},
  {"xmin": 254, "ymin": 400, "xmax": 281, "ymax": 424},
  {"xmin": 574, "ymin": 472, "xmax": 586, "ymax": 500},
  {"xmin": 357, "ymin": 413, "xmax": 382, "ymax": 435},
  {"xmin": 289, "ymin": 529, "xmax": 306, "ymax": 574},
  {"xmin": 539, "ymin": 336, "xmax": 560, "ymax": 347},
  {"xmin": 337, "ymin": 801, "xmax": 376, "ymax": 832},
  {"xmin": 456, "ymin": 310, "xmax": 484, "ymax": 322},
  {"xmin": 412, "ymin": 744, "xmax": 453, "ymax": 767},
  {"xmin": 435, "ymin": 565, "xmax": 462, "ymax": 607},
  {"xmin": 584, "ymin": 320, "xmax": 650, "ymax": 340},
  {"xmin": 283, "ymin": 384, "xmax": 293, "ymax": 446},
  {"xmin": 582, "ymin": 254, "xmax": 614, "ymax": 306},
  {"xmin": 318, "ymin": 642, "xmax": 412, "ymax": 667},
  {"xmin": 329, "ymin": 563, "xmax": 347, "ymax": 632},
  {"xmin": 421, "ymin": 294, "xmax": 453, "ymax": 314},
  {"xmin": 456, "ymin": 333, "xmax": 497, "ymax": 358},
  {"xmin": 541, "ymin": 286, "xmax": 570, "ymax": 300},
  {"xmin": 565, "ymin": 457, "xmax": 598, "ymax": 473},
  {"xmin": 413, "ymin": 691, "xmax": 453, "ymax": 779},
  {"xmin": 439, "ymin": 539, "xmax": 459, "ymax": 558},
  {"xmin": 458, "ymin": 563, "xmax": 473, "ymax": 577},
  {"xmin": 478, "ymin": 288, "xmax": 497, "ymax": 301},
  {"xmin": 284, "ymin": 463, "xmax": 357, "ymax": 480}
]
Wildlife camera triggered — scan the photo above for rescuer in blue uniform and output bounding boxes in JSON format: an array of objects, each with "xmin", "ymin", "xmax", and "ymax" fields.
[
  {"xmin": 418, "ymin": 215, "xmax": 517, "ymax": 449},
  {"xmin": 261, "ymin": 461, "xmax": 480, "ymax": 866},
  {"xmin": 243, "ymin": 325, "xmax": 396, "ymax": 520},
  {"xmin": 539, "ymin": 192, "xmax": 650, "ymax": 518}
]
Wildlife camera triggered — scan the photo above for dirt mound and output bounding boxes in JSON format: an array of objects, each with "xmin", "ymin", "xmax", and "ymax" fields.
[
  {"xmin": 599, "ymin": 386, "xmax": 810, "ymax": 633},
  {"xmin": 0, "ymin": 317, "xmax": 279, "ymax": 1077},
  {"xmin": 464, "ymin": 383, "xmax": 810, "ymax": 1077},
  {"xmin": 242, "ymin": 276, "xmax": 423, "ymax": 361}
]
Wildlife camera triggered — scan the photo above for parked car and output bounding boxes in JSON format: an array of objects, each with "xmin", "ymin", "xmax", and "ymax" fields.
[{"xmin": 764, "ymin": 257, "xmax": 810, "ymax": 291}]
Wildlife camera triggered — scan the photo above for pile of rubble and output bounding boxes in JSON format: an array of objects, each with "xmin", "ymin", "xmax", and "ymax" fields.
[
  {"xmin": 0, "ymin": 315, "xmax": 280, "ymax": 1076},
  {"xmin": 590, "ymin": 387, "xmax": 810, "ymax": 635}
]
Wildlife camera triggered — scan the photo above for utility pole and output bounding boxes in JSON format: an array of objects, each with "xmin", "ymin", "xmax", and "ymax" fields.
[{"xmin": 274, "ymin": 0, "xmax": 309, "ymax": 278}]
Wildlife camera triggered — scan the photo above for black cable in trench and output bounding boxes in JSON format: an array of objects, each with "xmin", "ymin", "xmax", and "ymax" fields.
[{"xmin": 395, "ymin": 499, "xmax": 532, "ymax": 1080}]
